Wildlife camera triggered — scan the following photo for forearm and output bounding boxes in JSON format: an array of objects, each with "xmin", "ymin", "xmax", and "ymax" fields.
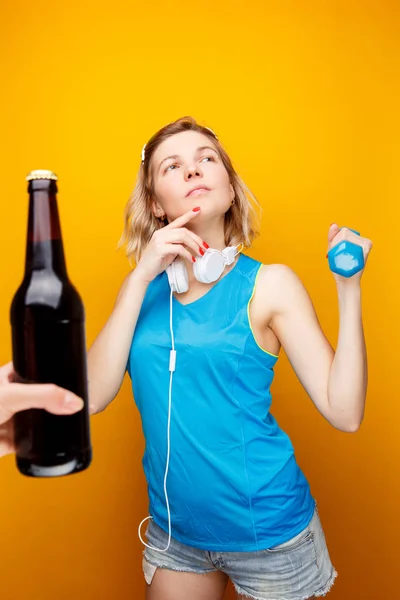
[
  {"xmin": 328, "ymin": 283, "xmax": 367, "ymax": 430},
  {"xmin": 87, "ymin": 270, "xmax": 149, "ymax": 413}
]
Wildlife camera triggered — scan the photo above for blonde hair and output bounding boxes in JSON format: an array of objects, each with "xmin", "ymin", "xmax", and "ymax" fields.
[{"xmin": 119, "ymin": 116, "xmax": 262, "ymax": 264}]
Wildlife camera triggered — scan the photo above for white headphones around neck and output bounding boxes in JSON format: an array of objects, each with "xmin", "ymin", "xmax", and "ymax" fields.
[{"xmin": 166, "ymin": 245, "xmax": 242, "ymax": 294}]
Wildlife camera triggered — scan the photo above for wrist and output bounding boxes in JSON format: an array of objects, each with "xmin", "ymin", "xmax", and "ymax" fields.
[
  {"xmin": 336, "ymin": 279, "xmax": 361, "ymax": 306},
  {"xmin": 130, "ymin": 267, "xmax": 151, "ymax": 290},
  {"xmin": 129, "ymin": 265, "xmax": 156, "ymax": 291}
]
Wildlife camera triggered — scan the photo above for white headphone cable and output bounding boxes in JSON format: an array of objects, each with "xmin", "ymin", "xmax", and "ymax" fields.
[{"xmin": 138, "ymin": 286, "xmax": 175, "ymax": 552}]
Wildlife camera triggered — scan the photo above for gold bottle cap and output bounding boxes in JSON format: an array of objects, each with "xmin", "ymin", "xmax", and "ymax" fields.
[{"xmin": 26, "ymin": 169, "xmax": 58, "ymax": 182}]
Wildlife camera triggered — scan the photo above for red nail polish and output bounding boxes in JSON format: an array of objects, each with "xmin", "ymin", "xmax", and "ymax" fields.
[
  {"xmin": 326, "ymin": 254, "xmax": 328, "ymax": 258},
  {"xmin": 193, "ymin": 207, "xmax": 201, "ymax": 212},
  {"xmin": 203, "ymin": 242, "xmax": 209, "ymax": 249},
  {"xmin": 199, "ymin": 247, "xmax": 205, "ymax": 255},
  {"xmin": 192, "ymin": 256, "xmax": 196, "ymax": 262}
]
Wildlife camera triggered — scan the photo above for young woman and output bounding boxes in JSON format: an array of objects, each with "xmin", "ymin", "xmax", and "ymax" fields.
[{"xmin": 88, "ymin": 116, "xmax": 372, "ymax": 600}]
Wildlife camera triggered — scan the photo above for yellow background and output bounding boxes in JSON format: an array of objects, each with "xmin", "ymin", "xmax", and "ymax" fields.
[{"xmin": 0, "ymin": 1, "xmax": 398, "ymax": 598}]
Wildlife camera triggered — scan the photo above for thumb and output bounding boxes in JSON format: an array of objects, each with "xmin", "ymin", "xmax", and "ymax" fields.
[
  {"xmin": 0, "ymin": 384, "xmax": 84, "ymax": 425},
  {"xmin": 328, "ymin": 223, "xmax": 340, "ymax": 243}
]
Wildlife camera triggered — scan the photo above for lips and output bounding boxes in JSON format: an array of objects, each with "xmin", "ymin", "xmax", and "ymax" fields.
[{"xmin": 186, "ymin": 186, "xmax": 210, "ymax": 197}]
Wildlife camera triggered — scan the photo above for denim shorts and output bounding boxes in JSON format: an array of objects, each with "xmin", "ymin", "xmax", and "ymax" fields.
[{"xmin": 142, "ymin": 504, "xmax": 337, "ymax": 600}]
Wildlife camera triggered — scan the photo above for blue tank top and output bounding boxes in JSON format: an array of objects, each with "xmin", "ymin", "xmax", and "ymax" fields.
[{"xmin": 127, "ymin": 253, "xmax": 315, "ymax": 551}]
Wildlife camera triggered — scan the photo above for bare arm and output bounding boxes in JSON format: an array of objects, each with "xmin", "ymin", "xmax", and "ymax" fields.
[
  {"xmin": 87, "ymin": 207, "xmax": 206, "ymax": 413},
  {"xmin": 87, "ymin": 270, "xmax": 149, "ymax": 413},
  {"xmin": 266, "ymin": 265, "xmax": 366, "ymax": 431},
  {"xmin": 264, "ymin": 226, "xmax": 373, "ymax": 432}
]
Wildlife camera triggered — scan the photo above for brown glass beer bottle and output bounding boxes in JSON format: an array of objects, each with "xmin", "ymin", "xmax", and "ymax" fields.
[{"xmin": 10, "ymin": 170, "xmax": 92, "ymax": 477}]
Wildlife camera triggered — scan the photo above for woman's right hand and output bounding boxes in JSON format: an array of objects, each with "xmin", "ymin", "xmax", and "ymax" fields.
[{"xmin": 134, "ymin": 207, "xmax": 208, "ymax": 284}]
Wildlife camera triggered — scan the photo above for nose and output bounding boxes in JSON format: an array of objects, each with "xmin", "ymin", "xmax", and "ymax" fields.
[{"xmin": 184, "ymin": 163, "xmax": 203, "ymax": 181}]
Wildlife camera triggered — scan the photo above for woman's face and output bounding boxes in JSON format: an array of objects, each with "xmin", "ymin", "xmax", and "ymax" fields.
[{"xmin": 150, "ymin": 130, "xmax": 234, "ymax": 222}]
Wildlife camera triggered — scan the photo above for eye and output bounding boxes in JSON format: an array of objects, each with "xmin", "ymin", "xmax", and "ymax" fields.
[
  {"xmin": 201, "ymin": 156, "xmax": 215, "ymax": 163},
  {"xmin": 165, "ymin": 163, "xmax": 179, "ymax": 173}
]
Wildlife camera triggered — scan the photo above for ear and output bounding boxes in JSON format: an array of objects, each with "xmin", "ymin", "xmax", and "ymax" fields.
[{"xmin": 151, "ymin": 199, "xmax": 164, "ymax": 219}]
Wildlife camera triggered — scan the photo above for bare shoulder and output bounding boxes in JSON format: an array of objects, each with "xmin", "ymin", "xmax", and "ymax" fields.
[
  {"xmin": 257, "ymin": 263, "xmax": 296, "ymax": 282},
  {"xmin": 257, "ymin": 262, "xmax": 301, "ymax": 283},
  {"xmin": 255, "ymin": 263, "xmax": 307, "ymax": 316},
  {"xmin": 251, "ymin": 263, "xmax": 318, "ymax": 355}
]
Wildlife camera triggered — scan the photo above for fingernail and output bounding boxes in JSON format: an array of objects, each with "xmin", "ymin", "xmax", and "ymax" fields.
[
  {"xmin": 203, "ymin": 242, "xmax": 209, "ymax": 249},
  {"xmin": 199, "ymin": 247, "xmax": 205, "ymax": 255},
  {"xmin": 64, "ymin": 393, "xmax": 84, "ymax": 411},
  {"xmin": 192, "ymin": 256, "xmax": 196, "ymax": 262},
  {"xmin": 193, "ymin": 207, "xmax": 201, "ymax": 212},
  {"xmin": 326, "ymin": 253, "xmax": 328, "ymax": 258}
]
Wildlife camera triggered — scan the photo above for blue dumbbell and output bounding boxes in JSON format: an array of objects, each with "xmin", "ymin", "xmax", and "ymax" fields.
[{"xmin": 327, "ymin": 227, "xmax": 364, "ymax": 278}]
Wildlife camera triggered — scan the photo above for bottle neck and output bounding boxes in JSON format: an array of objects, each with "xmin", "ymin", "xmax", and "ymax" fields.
[{"xmin": 25, "ymin": 182, "xmax": 67, "ymax": 277}]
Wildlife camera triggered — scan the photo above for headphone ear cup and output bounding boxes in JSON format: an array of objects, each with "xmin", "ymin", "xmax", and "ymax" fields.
[
  {"xmin": 193, "ymin": 250, "xmax": 225, "ymax": 283},
  {"xmin": 166, "ymin": 258, "xmax": 189, "ymax": 293}
]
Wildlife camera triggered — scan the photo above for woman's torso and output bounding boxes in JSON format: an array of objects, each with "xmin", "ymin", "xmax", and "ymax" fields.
[{"xmin": 126, "ymin": 253, "xmax": 315, "ymax": 551}]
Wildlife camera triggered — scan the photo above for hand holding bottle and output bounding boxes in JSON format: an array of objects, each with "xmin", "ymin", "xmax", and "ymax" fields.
[{"xmin": 0, "ymin": 362, "xmax": 84, "ymax": 458}]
